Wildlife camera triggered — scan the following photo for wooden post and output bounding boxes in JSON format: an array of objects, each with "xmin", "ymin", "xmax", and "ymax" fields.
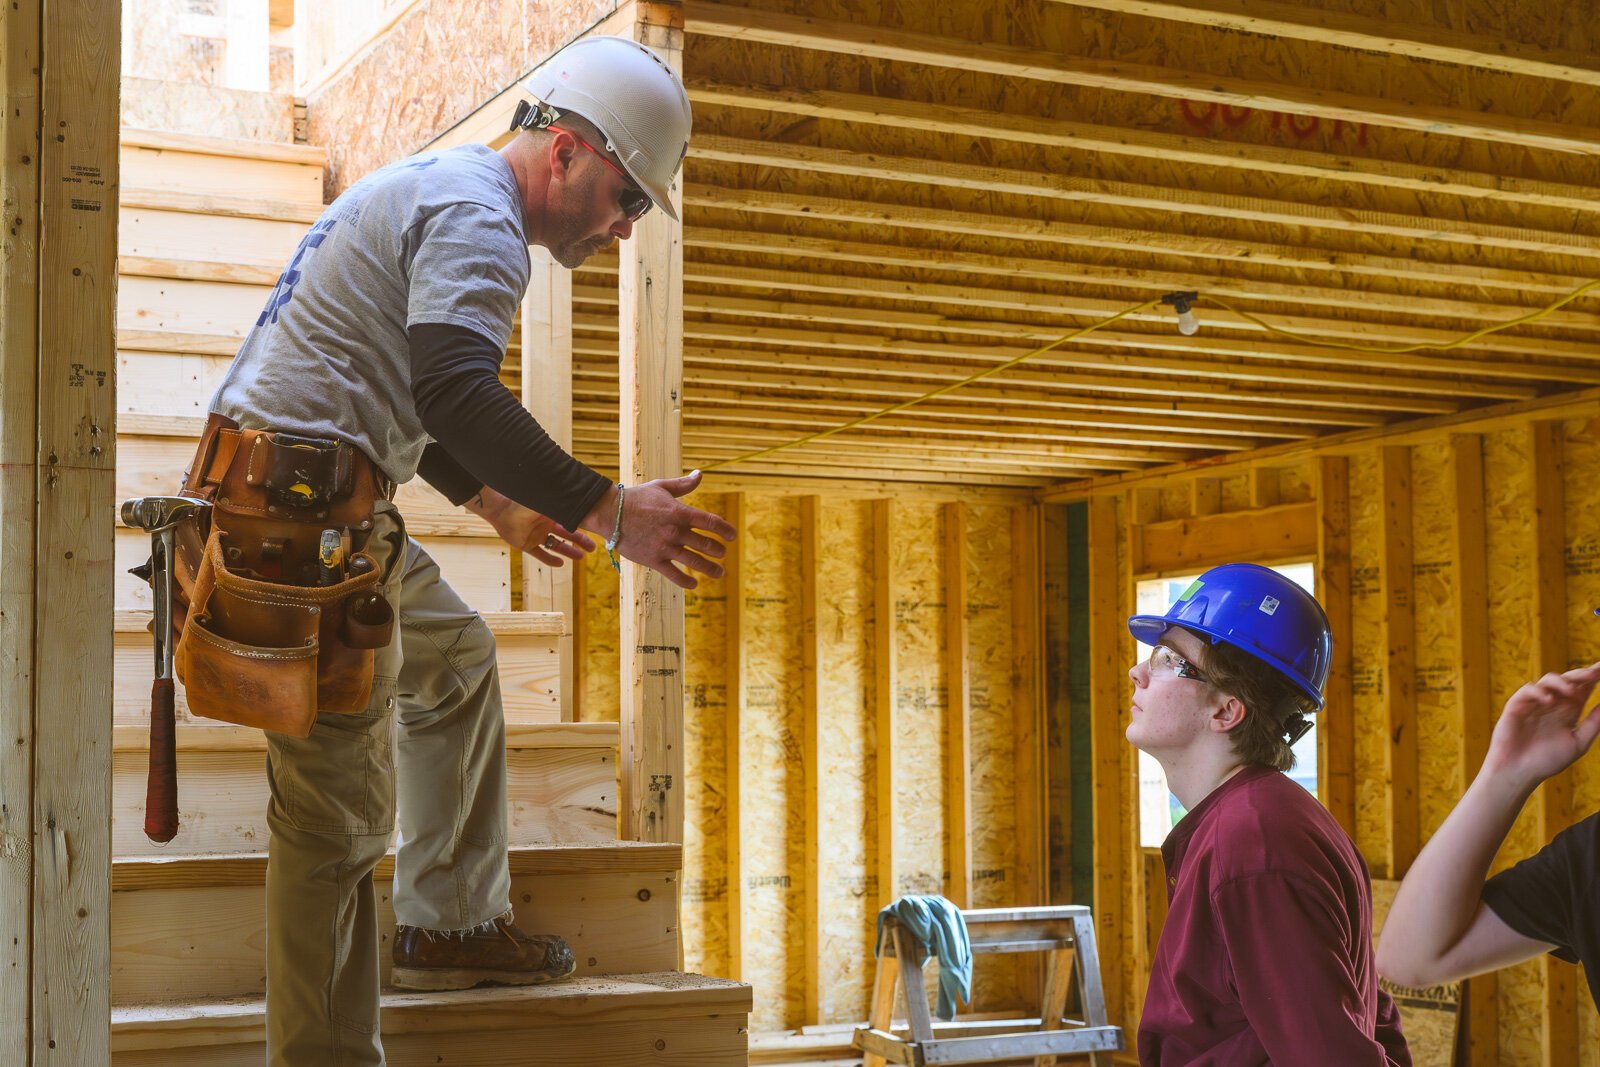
[
  {"xmin": 1315, "ymin": 456, "xmax": 1356, "ymax": 836},
  {"xmin": 943, "ymin": 502, "xmax": 973, "ymax": 909},
  {"xmin": 1, "ymin": 0, "xmax": 120, "ymax": 1061},
  {"xmin": 1528, "ymin": 420, "xmax": 1577, "ymax": 1065},
  {"xmin": 1450, "ymin": 433, "xmax": 1497, "ymax": 1063},
  {"xmin": 873, "ymin": 498, "xmax": 898, "ymax": 911},
  {"xmin": 723, "ymin": 493, "xmax": 746, "ymax": 981},
  {"xmin": 520, "ymin": 249, "xmax": 576, "ymax": 719},
  {"xmin": 617, "ymin": 3, "xmax": 686, "ymax": 844},
  {"xmin": 1086, "ymin": 494, "xmax": 1126, "ymax": 1027},
  {"xmin": 1013, "ymin": 505, "xmax": 1046, "ymax": 996},
  {"xmin": 800, "ymin": 495, "xmax": 823, "ymax": 1024},
  {"xmin": 1379, "ymin": 446, "xmax": 1418, "ymax": 880},
  {"xmin": 0, "ymin": 1, "xmax": 43, "ymax": 1059},
  {"xmin": 1041, "ymin": 503, "xmax": 1073, "ymax": 906}
]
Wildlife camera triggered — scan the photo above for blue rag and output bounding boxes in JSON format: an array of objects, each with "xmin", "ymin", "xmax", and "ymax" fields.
[{"xmin": 875, "ymin": 894, "xmax": 972, "ymax": 1020}]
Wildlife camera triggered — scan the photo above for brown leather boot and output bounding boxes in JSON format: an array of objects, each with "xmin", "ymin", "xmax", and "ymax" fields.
[{"xmin": 390, "ymin": 912, "xmax": 576, "ymax": 991}]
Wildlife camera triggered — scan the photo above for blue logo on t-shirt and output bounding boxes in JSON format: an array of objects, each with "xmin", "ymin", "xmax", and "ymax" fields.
[{"xmin": 258, "ymin": 216, "xmax": 338, "ymax": 326}]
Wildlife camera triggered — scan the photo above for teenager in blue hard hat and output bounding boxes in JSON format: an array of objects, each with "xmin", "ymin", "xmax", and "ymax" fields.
[
  {"xmin": 1127, "ymin": 563, "xmax": 1410, "ymax": 1066},
  {"xmin": 1375, "ymin": 651, "xmax": 1600, "ymax": 1011}
]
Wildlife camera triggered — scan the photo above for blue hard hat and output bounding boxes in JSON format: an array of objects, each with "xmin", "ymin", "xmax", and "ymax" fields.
[{"xmin": 1127, "ymin": 562, "xmax": 1332, "ymax": 709}]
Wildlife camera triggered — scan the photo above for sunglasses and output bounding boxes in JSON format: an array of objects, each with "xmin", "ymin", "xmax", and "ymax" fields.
[
  {"xmin": 1147, "ymin": 643, "xmax": 1210, "ymax": 685},
  {"xmin": 549, "ymin": 125, "xmax": 652, "ymax": 222}
]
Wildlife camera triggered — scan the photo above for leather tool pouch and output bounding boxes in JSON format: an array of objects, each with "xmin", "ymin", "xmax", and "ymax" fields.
[{"xmin": 168, "ymin": 413, "xmax": 397, "ymax": 737}]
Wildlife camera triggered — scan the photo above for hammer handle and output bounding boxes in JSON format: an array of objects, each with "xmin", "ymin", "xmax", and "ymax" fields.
[{"xmin": 143, "ymin": 678, "xmax": 179, "ymax": 843}]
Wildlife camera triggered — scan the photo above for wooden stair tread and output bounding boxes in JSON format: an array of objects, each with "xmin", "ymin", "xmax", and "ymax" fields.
[
  {"xmin": 121, "ymin": 127, "xmax": 327, "ymax": 167},
  {"xmin": 113, "ymin": 608, "xmax": 566, "ymax": 637},
  {"xmin": 113, "ymin": 841, "xmax": 679, "ymax": 889},
  {"xmin": 111, "ymin": 721, "xmax": 615, "ymax": 753},
  {"xmin": 121, "ymin": 186, "xmax": 323, "ymax": 224},
  {"xmin": 112, "ymin": 974, "xmax": 752, "ymax": 1051}
]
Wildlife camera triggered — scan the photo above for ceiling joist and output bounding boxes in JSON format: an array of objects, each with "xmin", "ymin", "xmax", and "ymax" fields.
[{"xmin": 685, "ymin": 0, "xmax": 1600, "ymax": 153}]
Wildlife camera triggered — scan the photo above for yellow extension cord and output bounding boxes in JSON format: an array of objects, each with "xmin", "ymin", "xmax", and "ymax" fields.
[{"xmin": 698, "ymin": 278, "xmax": 1600, "ymax": 473}]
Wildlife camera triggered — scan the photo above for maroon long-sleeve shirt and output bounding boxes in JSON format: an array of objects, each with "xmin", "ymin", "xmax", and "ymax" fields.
[{"xmin": 1138, "ymin": 765, "xmax": 1411, "ymax": 1066}]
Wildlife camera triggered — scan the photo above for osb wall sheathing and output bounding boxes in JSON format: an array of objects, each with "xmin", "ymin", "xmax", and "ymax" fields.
[
  {"xmin": 123, "ymin": 0, "xmax": 223, "ymax": 85},
  {"xmin": 302, "ymin": 0, "xmax": 618, "ymax": 194},
  {"xmin": 578, "ymin": 487, "xmax": 1041, "ymax": 1030},
  {"xmin": 121, "ymin": 77, "xmax": 296, "ymax": 142},
  {"xmin": 1085, "ymin": 411, "xmax": 1600, "ymax": 1064},
  {"xmin": 683, "ymin": 490, "xmax": 731, "ymax": 979}
]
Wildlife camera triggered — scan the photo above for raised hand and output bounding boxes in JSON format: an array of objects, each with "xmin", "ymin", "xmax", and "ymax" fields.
[
  {"xmin": 470, "ymin": 487, "xmax": 595, "ymax": 566},
  {"xmin": 584, "ymin": 471, "xmax": 735, "ymax": 590},
  {"xmin": 1484, "ymin": 662, "xmax": 1600, "ymax": 790}
]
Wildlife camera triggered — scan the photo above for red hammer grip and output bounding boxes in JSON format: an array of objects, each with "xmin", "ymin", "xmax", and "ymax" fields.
[{"xmin": 143, "ymin": 678, "xmax": 179, "ymax": 843}]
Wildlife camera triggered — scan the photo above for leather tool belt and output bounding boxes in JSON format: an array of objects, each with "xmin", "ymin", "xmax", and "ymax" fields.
[{"xmin": 166, "ymin": 412, "xmax": 397, "ymax": 737}]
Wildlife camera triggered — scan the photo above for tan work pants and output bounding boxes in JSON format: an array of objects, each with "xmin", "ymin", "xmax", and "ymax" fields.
[{"xmin": 264, "ymin": 503, "xmax": 511, "ymax": 1065}]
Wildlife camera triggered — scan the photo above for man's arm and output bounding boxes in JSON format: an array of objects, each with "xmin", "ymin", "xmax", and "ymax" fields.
[
  {"xmin": 409, "ymin": 323, "xmax": 734, "ymax": 587},
  {"xmin": 1375, "ymin": 664, "xmax": 1600, "ymax": 987}
]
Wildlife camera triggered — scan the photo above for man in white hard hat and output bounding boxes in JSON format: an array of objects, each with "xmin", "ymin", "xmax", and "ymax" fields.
[{"xmin": 194, "ymin": 34, "xmax": 728, "ymax": 1065}]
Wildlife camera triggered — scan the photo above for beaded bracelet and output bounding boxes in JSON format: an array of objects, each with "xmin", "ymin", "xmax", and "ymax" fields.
[{"xmin": 604, "ymin": 482, "xmax": 625, "ymax": 572}]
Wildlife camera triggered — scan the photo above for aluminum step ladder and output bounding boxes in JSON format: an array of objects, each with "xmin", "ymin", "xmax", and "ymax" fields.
[{"xmin": 855, "ymin": 904, "xmax": 1124, "ymax": 1067}]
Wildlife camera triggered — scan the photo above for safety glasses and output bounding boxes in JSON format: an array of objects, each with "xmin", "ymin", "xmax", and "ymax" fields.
[
  {"xmin": 549, "ymin": 125, "xmax": 652, "ymax": 222},
  {"xmin": 1147, "ymin": 643, "xmax": 1210, "ymax": 684}
]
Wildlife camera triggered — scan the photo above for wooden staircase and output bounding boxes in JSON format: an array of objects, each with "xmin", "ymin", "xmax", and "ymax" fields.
[{"xmin": 112, "ymin": 124, "xmax": 750, "ymax": 1064}]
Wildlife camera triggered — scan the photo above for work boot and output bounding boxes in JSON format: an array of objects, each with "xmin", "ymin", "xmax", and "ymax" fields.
[{"xmin": 390, "ymin": 911, "xmax": 577, "ymax": 991}]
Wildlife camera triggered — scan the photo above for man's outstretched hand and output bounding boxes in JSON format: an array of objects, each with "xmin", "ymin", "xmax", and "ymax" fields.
[
  {"xmin": 468, "ymin": 487, "xmax": 595, "ymax": 567},
  {"xmin": 1484, "ymin": 662, "xmax": 1600, "ymax": 792},
  {"xmin": 582, "ymin": 471, "xmax": 735, "ymax": 589}
]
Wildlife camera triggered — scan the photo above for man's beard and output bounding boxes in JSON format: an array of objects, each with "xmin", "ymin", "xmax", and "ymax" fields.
[{"xmin": 551, "ymin": 233, "xmax": 610, "ymax": 268}]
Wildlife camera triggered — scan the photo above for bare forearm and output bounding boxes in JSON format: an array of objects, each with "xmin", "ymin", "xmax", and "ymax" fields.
[{"xmin": 1377, "ymin": 766, "xmax": 1532, "ymax": 983}]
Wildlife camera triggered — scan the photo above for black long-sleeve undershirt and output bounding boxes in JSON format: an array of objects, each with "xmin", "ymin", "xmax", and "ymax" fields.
[{"xmin": 409, "ymin": 321, "xmax": 611, "ymax": 532}]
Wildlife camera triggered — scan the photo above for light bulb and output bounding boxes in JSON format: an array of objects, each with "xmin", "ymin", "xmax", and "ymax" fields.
[{"xmin": 1176, "ymin": 308, "xmax": 1199, "ymax": 336}]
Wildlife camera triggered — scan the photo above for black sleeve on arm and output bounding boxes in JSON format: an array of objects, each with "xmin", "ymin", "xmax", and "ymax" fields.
[
  {"xmin": 409, "ymin": 322, "xmax": 613, "ymax": 531},
  {"xmin": 416, "ymin": 442, "xmax": 483, "ymax": 507}
]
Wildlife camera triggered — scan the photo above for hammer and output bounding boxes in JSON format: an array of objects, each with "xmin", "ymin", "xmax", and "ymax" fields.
[{"xmin": 121, "ymin": 495, "xmax": 209, "ymax": 843}]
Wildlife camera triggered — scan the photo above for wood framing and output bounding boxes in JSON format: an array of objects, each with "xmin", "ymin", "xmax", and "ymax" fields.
[
  {"xmin": 1378, "ymin": 446, "xmax": 1418, "ymax": 881},
  {"xmin": 0, "ymin": 0, "xmax": 42, "ymax": 1058},
  {"xmin": 799, "ymin": 495, "xmax": 823, "ymax": 1024},
  {"xmin": 520, "ymin": 249, "xmax": 577, "ymax": 719},
  {"xmin": 723, "ymin": 492, "xmax": 746, "ymax": 982},
  {"xmin": 617, "ymin": 1, "xmax": 687, "ymax": 845},
  {"xmin": 1528, "ymin": 420, "xmax": 1578, "ymax": 1064},
  {"xmin": 1052, "ymin": 0, "xmax": 1600, "ymax": 85},
  {"xmin": 1315, "ymin": 456, "xmax": 1355, "ymax": 837},
  {"xmin": 873, "ymin": 498, "xmax": 898, "ymax": 912},
  {"xmin": 0, "ymin": 0, "xmax": 123, "ymax": 1062},
  {"xmin": 943, "ymin": 503, "xmax": 973, "ymax": 909},
  {"xmin": 1086, "ymin": 495, "xmax": 1126, "ymax": 1025}
]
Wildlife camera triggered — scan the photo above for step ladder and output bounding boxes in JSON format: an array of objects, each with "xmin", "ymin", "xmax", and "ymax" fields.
[{"xmin": 855, "ymin": 905, "xmax": 1124, "ymax": 1067}]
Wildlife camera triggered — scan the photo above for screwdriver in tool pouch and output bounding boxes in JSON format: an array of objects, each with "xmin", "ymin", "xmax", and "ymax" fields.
[{"xmin": 318, "ymin": 528, "xmax": 345, "ymax": 585}]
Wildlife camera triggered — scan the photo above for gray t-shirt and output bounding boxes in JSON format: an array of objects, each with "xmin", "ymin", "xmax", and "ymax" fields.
[{"xmin": 212, "ymin": 144, "xmax": 530, "ymax": 482}]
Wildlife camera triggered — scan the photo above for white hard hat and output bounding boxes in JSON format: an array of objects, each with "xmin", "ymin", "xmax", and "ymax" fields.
[{"xmin": 520, "ymin": 35, "xmax": 692, "ymax": 221}]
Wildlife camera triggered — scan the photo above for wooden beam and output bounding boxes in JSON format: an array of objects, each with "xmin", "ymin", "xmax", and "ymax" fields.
[
  {"xmin": 685, "ymin": 190, "xmax": 1600, "ymax": 300},
  {"xmin": 1249, "ymin": 467, "xmax": 1281, "ymax": 509},
  {"xmin": 873, "ymin": 498, "xmax": 898, "ymax": 913},
  {"xmin": 1448, "ymin": 433, "xmax": 1497, "ymax": 1065},
  {"xmin": 1189, "ymin": 477, "xmax": 1221, "ymax": 517},
  {"xmin": 617, "ymin": 5, "xmax": 687, "ymax": 845},
  {"xmin": 723, "ymin": 493, "xmax": 745, "ymax": 984},
  {"xmin": 1379, "ymin": 446, "xmax": 1418, "ymax": 881},
  {"xmin": 943, "ymin": 503, "xmax": 973, "ymax": 910},
  {"xmin": 1139, "ymin": 501, "xmax": 1317, "ymax": 574},
  {"xmin": 693, "ymin": 135, "xmax": 1600, "ymax": 263},
  {"xmin": 1086, "ymin": 494, "xmax": 1126, "ymax": 1026},
  {"xmin": 0, "ymin": 0, "xmax": 41, "ymax": 1058},
  {"xmin": 1528, "ymin": 420, "xmax": 1577, "ymax": 1065},
  {"xmin": 689, "ymin": 81, "xmax": 1600, "ymax": 214},
  {"xmin": 32, "ymin": 0, "xmax": 118, "ymax": 1061},
  {"xmin": 1041, "ymin": 388, "xmax": 1600, "ymax": 501},
  {"xmin": 1315, "ymin": 457, "xmax": 1355, "ymax": 837},
  {"xmin": 1012, "ymin": 506, "xmax": 1046, "ymax": 998},
  {"xmin": 1041, "ymin": 504, "xmax": 1074, "ymax": 906},
  {"xmin": 1050, "ymin": 0, "xmax": 1600, "ymax": 87},
  {"xmin": 684, "ymin": 1, "xmax": 1600, "ymax": 154},
  {"xmin": 799, "ymin": 495, "xmax": 823, "ymax": 1025},
  {"xmin": 520, "ymin": 249, "xmax": 577, "ymax": 719}
]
